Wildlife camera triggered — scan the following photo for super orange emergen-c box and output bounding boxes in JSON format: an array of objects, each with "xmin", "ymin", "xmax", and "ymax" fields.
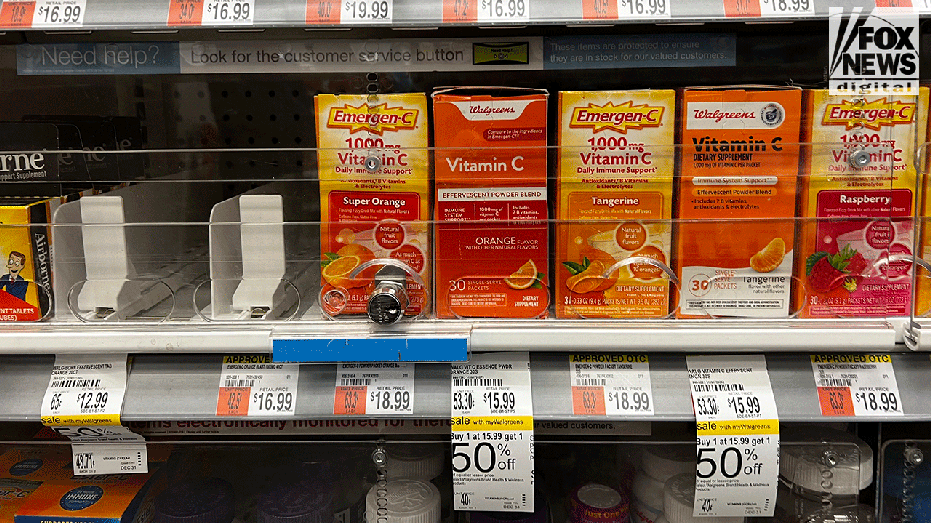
[
  {"xmin": 676, "ymin": 86, "xmax": 802, "ymax": 318},
  {"xmin": 315, "ymin": 93, "xmax": 430, "ymax": 317},
  {"xmin": 557, "ymin": 90, "xmax": 675, "ymax": 318},
  {"xmin": 433, "ymin": 87, "xmax": 549, "ymax": 319},
  {"xmin": 798, "ymin": 88, "xmax": 928, "ymax": 318}
]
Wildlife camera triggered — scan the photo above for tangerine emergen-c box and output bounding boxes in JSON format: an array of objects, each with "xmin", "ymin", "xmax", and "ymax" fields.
[
  {"xmin": 432, "ymin": 87, "xmax": 549, "ymax": 319},
  {"xmin": 557, "ymin": 90, "xmax": 675, "ymax": 318},
  {"xmin": 798, "ymin": 88, "xmax": 928, "ymax": 318},
  {"xmin": 676, "ymin": 86, "xmax": 802, "ymax": 318},
  {"xmin": 315, "ymin": 93, "xmax": 430, "ymax": 317}
]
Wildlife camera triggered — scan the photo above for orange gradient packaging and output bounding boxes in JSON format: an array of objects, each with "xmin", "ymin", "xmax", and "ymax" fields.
[
  {"xmin": 798, "ymin": 88, "xmax": 928, "ymax": 318},
  {"xmin": 433, "ymin": 87, "xmax": 549, "ymax": 319},
  {"xmin": 315, "ymin": 93, "xmax": 430, "ymax": 317},
  {"xmin": 557, "ymin": 90, "xmax": 675, "ymax": 318},
  {"xmin": 917, "ymin": 90, "xmax": 931, "ymax": 317},
  {"xmin": 676, "ymin": 87, "xmax": 802, "ymax": 318}
]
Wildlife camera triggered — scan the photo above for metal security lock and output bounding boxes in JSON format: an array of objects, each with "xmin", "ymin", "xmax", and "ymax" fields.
[
  {"xmin": 365, "ymin": 155, "xmax": 381, "ymax": 172},
  {"xmin": 367, "ymin": 265, "xmax": 409, "ymax": 324},
  {"xmin": 849, "ymin": 148, "xmax": 871, "ymax": 169}
]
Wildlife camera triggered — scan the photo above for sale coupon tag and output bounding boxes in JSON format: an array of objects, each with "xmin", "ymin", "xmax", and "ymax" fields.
[
  {"xmin": 31, "ymin": 0, "xmax": 85, "ymax": 27},
  {"xmin": 451, "ymin": 352, "xmax": 534, "ymax": 512},
  {"xmin": 334, "ymin": 363, "xmax": 414, "ymax": 416},
  {"xmin": 686, "ymin": 355, "xmax": 779, "ymax": 518},
  {"xmin": 306, "ymin": 0, "xmax": 392, "ymax": 24},
  {"xmin": 216, "ymin": 354, "xmax": 298, "ymax": 417},
  {"xmin": 570, "ymin": 354, "xmax": 654, "ymax": 417},
  {"xmin": 41, "ymin": 354, "xmax": 128, "ymax": 426},
  {"xmin": 811, "ymin": 354, "xmax": 903, "ymax": 417}
]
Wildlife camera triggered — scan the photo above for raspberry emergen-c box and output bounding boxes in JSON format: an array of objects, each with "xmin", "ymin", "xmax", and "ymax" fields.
[
  {"xmin": 315, "ymin": 93, "xmax": 430, "ymax": 317},
  {"xmin": 798, "ymin": 88, "xmax": 929, "ymax": 318},
  {"xmin": 557, "ymin": 90, "xmax": 675, "ymax": 319},
  {"xmin": 676, "ymin": 86, "xmax": 802, "ymax": 318},
  {"xmin": 432, "ymin": 87, "xmax": 549, "ymax": 319}
]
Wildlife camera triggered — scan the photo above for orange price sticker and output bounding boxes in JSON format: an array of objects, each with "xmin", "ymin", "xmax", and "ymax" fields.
[
  {"xmin": 167, "ymin": 0, "xmax": 203, "ymax": 26},
  {"xmin": 443, "ymin": 0, "xmax": 476, "ymax": 23},
  {"xmin": 217, "ymin": 386, "xmax": 250, "ymax": 416},
  {"xmin": 875, "ymin": 0, "xmax": 912, "ymax": 6},
  {"xmin": 571, "ymin": 386, "xmax": 606, "ymax": 416},
  {"xmin": 306, "ymin": 0, "xmax": 340, "ymax": 24},
  {"xmin": 723, "ymin": 0, "xmax": 760, "ymax": 16},
  {"xmin": 817, "ymin": 387, "xmax": 854, "ymax": 417},
  {"xmin": 583, "ymin": 0, "xmax": 617, "ymax": 19},
  {"xmin": 0, "ymin": 1, "xmax": 36, "ymax": 27},
  {"xmin": 334, "ymin": 385, "xmax": 366, "ymax": 416}
]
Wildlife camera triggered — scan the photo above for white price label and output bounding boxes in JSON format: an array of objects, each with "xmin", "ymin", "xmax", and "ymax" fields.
[
  {"xmin": 341, "ymin": 0, "xmax": 392, "ymax": 24},
  {"xmin": 334, "ymin": 363, "xmax": 414, "ymax": 416},
  {"xmin": 759, "ymin": 0, "xmax": 814, "ymax": 16},
  {"xmin": 31, "ymin": 0, "xmax": 84, "ymax": 27},
  {"xmin": 811, "ymin": 354, "xmax": 903, "ymax": 417},
  {"xmin": 217, "ymin": 355, "xmax": 298, "ymax": 417},
  {"xmin": 451, "ymin": 352, "xmax": 534, "ymax": 512},
  {"xmin": 478, "ymin": 0, "xmax": 528, "ymax": 23},
  {"xmin": 570, "ymin": 354, "xmax": 653, "ymax": 417},
  {"xmin": 202, "ymin": 0, "xmax": 253, "ymax": 25},
  {"xmin": 71, "ymin": 443, "xmax": 147, "ymax": 475},
  {"xmin": 687, "ymin": 355, "xmax": 779, "ymax": 519},
  {"xmin": 41, "ymin": 354, "xmax": 128, "ymax": 426},
  {"xmin": 617, "ymin": 0, "xmax": 670, "ymax": 18}
]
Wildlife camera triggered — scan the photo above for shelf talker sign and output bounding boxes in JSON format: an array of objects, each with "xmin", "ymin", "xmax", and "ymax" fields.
[
  {"xmin": 451, "ymin": 352, "xmax": 534, "ymax": 512},
  {"xmin": 686, "ymin": 355, "xmax": 779, "ymax": 518},
  {"xmin": 40, "ymin": 354, "xmax": 148, "ymax": 475}
]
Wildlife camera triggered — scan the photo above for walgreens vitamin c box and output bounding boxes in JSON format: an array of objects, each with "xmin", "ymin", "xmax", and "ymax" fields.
[
  {"xmin": 433, "ymin": 87, "xmax": 549, "ymax": 318},
  {"xmin": 676, "ymin": 86, "xmax": 802, "ymax": 318},
  {"xmin": 557, "ymin": 90, "xmax": 675, "ymax": 318},
  {"xmin": 797, "ymin": 88, "xmax": 928, "ymax": 318},
  {"xmin": 315, "ymin": 93, "xmax": 430, "ymax": 317}
]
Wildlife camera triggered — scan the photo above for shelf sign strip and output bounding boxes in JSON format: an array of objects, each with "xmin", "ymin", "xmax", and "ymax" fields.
[{"xmin": 273, "ymin": 336, "xmax": 468, "ymax": 363}]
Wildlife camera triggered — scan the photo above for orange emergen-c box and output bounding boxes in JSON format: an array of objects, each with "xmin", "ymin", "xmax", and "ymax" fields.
[
  {"xmin": 557, "ymin": 90, "xmax": 675, "ymax": 319},
  {"xmin": 798, "ymin": 88, "xmax": 929, "ymax": 318},
  {"xmin": 433, "ymin": 87, "xmax": 549, "ymax": 319},
  {"xmin": 676, "ymin": 86, "xmax": 802, "ymax": 318},
  {"xmin": 315, "ymin": 93, "xmax": 430, "ymax": 317}
]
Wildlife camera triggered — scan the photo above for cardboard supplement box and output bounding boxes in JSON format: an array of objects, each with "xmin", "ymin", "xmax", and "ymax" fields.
[
  {"xmin": 676, "ymin": 86, "xmax": 802, "ymax": 318},
  {"xmin": 315, "ymin": 93, "xmax": 430, "ymax": 317},
  {"xmin": 433, "ymin": 87, "xmax": 549, "ymax": 319},
  {"xmin": 557, "ymin": 90, "xmax": 676, "ymax": 318},
  {"xmin": 799, "ymin": 88, "xmax": 929, "ymax": 318}
]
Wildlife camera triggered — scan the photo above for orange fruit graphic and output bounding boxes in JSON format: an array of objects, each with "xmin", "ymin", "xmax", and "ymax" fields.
[
  {"xmin": 750, "ymin": 237, "xmax": 786, "ymax": 273},
  {"xmin": 337, "ymin": 243, "xmax": 375, "ymax": 264},
  {"xmin": 504, "ymin": 259, "xmax": 538, "ymax": 290},
  {"xmin": 322, "ymin": 255, "xmax": 362, "ymax": 289},
  {"xmin": 566, "ymin": 260, "xmax": 613, "ymax": 294}
]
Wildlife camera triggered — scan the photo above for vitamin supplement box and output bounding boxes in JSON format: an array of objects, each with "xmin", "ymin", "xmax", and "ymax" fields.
[
  {"xmin": 14, "ymin": 470, "xmax": 163, "ymax": 523},
  {"xmin": 557, "ymin": 89, "xmax": 676, "ymax": 319},
  {"xmin": 432, "ymin": 87, "xmax": 549, "ymax": 319},
  {"xmin": 315, "ymin": 93, "xmax": 431, "ymax": 318},
  {"xmin": 797, "ymin": 88, "xmax": 929, "ymax": 318},
  {"xmin": 675, "ymin": 86, "xmax": 802, "ymax": 319}
]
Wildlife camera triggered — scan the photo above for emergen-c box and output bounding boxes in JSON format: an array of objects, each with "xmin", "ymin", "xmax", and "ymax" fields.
[
  {"xmin": 798, "ymin": 88, "xmax": 929, "ymax": 318},
  {"xmin": 557, "ymin": 90, "xmax": 675, "ymax": 319},
  {"xmin": 315, "ymin": 93, "xmax": 430, "ymax": 317},
  {"xmin": 433, "ymin": 87, "xmax": 549, "ymax": 319},
  {"xmin": 676, "ymin": 86, "xmax": 802, "ymax": 318}
]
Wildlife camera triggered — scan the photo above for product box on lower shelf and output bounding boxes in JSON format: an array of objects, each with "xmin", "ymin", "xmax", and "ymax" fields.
[
  {"xmin": 433, "ymin": 87, "xmax": 550, "ymax": 319},
  {"xmin": 675, "ymin": 86, "xmax": 802, "ymax": 319},
  {"xmin": 797, "ymin": 88, "xmax": 929, "ymax": 319}
]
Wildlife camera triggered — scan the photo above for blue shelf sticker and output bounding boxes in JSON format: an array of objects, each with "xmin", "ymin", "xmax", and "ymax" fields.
[{"xmin": 273, "ymin": 337, "xmax": 469, "ymax": 363}]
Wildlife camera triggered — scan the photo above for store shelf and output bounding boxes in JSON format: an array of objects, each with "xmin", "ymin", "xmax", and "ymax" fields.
[
  {"xmin": 3, "ymin": 352, "xmax": 929, "ymax": 423},
  {"xmin": 0, "ymin": 317, "xmax": 907, "ymax": 355},
  {"xmin": 1, "ymin": 0, "xmax": 881, "ymax": 33}
]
